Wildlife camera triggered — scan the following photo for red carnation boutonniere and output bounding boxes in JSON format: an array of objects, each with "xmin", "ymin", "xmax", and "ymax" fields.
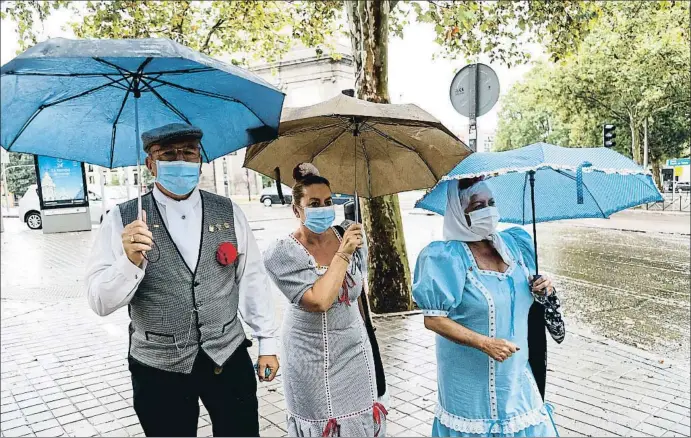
[{"xmin": 216, "ymin": 242, "xmax": 238, "ymax": 266}]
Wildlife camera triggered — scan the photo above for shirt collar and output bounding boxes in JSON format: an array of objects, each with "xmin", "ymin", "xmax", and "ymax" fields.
[{"xmin": 152, "ymin": 185, "xmax": 201, "ymax": 214}]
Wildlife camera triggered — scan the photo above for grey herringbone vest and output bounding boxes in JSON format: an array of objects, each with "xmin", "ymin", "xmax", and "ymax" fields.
[{"xmin": 119, "ymin": 191, "xmax": 246, "ymax": 374}]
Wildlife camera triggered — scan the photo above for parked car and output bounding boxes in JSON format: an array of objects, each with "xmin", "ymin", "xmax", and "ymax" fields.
[
  {"xmin": 331, "ymin": 193, "xmax": 354, "ymax": 205},
  {"xmin": 676, "ymin": 181, "xmax": 690, "ymax": 192},
  {"xmin": 18, "ymin": 184, "xmax": 125, "ymax": 230},
  {"xmin": 17, "ymin": 185, "xmax": 43, "ymax": 230},
  {"xmin": 260, "ymin": 185, "xmax": 293, "ymax": 206}
]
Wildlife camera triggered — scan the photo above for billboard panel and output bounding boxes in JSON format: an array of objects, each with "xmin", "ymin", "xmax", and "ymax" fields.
[{"xmin": 34, "ymin": 156, "xmax": 88, "ymax": 209}]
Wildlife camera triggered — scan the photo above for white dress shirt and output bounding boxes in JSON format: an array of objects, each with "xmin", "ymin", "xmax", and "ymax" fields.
[{"xmin": 85, "ymin": 186, "xmax": 278, "ymax": 356}]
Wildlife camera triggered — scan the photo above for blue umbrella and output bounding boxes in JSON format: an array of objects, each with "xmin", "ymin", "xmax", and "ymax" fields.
[
  {"xmin": 416, "ymin": 142, "xmax": 663, "ymax": 275},
  {"xmin": 1, "ymin": 37, "xmax": 284, "ymax": 215}
]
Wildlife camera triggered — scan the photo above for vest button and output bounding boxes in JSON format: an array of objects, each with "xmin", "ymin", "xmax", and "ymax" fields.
[{"xmin": 194, "ymin": 281, "xmax": 200, "ymax": 287}]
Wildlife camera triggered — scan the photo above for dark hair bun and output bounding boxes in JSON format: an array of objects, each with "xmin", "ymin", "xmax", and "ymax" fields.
[
  {"xmin": 457, "ymin": 176, "xmax": 485, "ymax": 191},
  {"xmin": 292, "ymin": 163, "xmax": 321, "ymax": 183}
]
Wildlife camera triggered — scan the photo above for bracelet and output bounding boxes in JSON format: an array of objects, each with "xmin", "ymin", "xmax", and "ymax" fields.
[{"xmin": 335, "ymin": 252, "xmax": 351, "ymax": 264}]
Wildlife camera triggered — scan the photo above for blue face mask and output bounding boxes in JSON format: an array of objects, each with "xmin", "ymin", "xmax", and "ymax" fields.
[
  {"xmin": 303, "ymin": 206, "xmax": 336, "ymax": 234},
  {"xmin": 155, "ymin": 160, "xmax": 200, "ymax": 196}
]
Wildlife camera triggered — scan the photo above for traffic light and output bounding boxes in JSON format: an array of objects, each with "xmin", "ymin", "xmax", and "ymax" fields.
[{"xmin": 603, "ymin": 124, "xmax": 616, "ymax": 148}]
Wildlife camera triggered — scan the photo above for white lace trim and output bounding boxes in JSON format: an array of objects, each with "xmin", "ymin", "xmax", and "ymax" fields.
[
  {"xmin": 287, "ymin": 404, "xmax": 376, "ymax": 424},
  {"xmin": 461, "ymin": 241, "xmax": 516, "ymax": 279},
  {"xmin": 434, "ymin": 404, "xmax": 552, "ymax": 434},
  {"xmin": 465, "ymin": 270, "xmax": 499, "ymax": 417},
  {"xmin": 439, "ymin": 163, "xmax": 652, "ymax": 182},
  {"xmin": 422, "ymin": 309, "xmax": 449, "ymax": 317}
]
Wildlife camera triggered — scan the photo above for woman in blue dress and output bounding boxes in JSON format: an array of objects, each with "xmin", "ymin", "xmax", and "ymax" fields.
[{"xmin": 413, "ymin": 178, "xmax": 564, "ymax": 437}]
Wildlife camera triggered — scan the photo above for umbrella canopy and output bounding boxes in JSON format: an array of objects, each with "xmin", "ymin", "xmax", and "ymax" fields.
[
  {"xmin": 1, "ymin": 37, "xmax": 284, "ymax": 167},
  {"xmin": 244, "ymin": 92, "xmax": 471, "ymax": 199},
  {"xmin": 416, "ymin": 142, "xmax": 663, "ymax": 222}
]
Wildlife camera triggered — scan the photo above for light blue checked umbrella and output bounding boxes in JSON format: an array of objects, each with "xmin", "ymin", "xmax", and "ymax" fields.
[
  {"xmin": 416, "ymin": 142, "xmax": 663, "ymax": 275},
  {"xmin": 1, "ymin": 37, "xmax": 284, "ymax": 214}
]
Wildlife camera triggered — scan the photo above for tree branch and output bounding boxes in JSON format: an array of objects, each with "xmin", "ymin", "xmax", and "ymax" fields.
[
  {"xmin": 649, "ymin": 99, "xmax": 689, "ymax": 116},
  {"xmin": 201, "ymin": 17, "xmax": 226, "ymax": 54},
  {"xmin": 176, "ymin": 1, "xmax": 191, "ymax": 36},
  {"xmin": 569, "ymin": 89, "xmax": 628, "ymax": 121}
]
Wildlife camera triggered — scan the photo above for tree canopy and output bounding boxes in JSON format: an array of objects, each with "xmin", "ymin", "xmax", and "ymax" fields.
[
  {"xmin": 2, "ymin": 1, "xmax": 631, "ymax": 66},
  {"xmin": 494, "ymin": 0, "xmax": 690, "ymax": 176},
  {"xmin": 5, "ymin": 152, "xmax": 36, "ymax": 197}
]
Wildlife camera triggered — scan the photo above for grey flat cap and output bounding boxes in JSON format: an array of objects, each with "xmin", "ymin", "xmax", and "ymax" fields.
[{"xmin": 141, "ymin": 123, "xmax": 203, "ymax": 152}]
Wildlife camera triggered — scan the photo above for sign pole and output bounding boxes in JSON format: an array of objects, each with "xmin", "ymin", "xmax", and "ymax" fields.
[
  {"xmin": 449, "ymin": 63, "xmax": 499, "ymax": 152},
  {"xmin": 468, "ymin": 64, "xmax": 478, "ymax": 152}
]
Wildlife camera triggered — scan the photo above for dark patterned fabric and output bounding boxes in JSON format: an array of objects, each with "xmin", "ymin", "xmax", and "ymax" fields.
[{"xmin": 533, "ymin": 289, "xmax": 565, "ymax": 344}]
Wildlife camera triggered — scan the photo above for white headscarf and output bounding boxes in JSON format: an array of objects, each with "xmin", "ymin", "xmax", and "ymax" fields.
[{"xmin": 442, "ymin": 180, "xmax": 512, "ymax": 265}]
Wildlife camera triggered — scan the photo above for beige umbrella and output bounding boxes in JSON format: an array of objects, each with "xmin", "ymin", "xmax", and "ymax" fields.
[{"xmin": 244, "ymin": 91, "xmax": 471, "ymax": 212}]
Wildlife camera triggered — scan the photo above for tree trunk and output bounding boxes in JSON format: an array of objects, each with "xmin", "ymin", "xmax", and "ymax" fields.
[
  {"xmin": 346, "ymin": 0, "xmax": 413, "ymax": 313},
  {"xmin": 651, "ymin": 159, "xmax": 662, "ymax": 189},
  {"xmin": 629, "ymin": 116, "xmax": 642, "ymax": 164}
]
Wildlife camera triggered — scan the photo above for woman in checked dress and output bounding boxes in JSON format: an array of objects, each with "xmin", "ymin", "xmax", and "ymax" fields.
[{"xmin": 263, "ymin": 164, "xmax": 387, "ymax": 437}]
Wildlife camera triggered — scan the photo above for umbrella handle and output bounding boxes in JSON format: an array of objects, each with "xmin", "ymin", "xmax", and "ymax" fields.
[
  {"xmin": 354, "ymin": 191, "xmax": 360, "ymax": 224},
  {"xmin": 135, "ymin": 95, "xmax": 143, "ymax": 222},
  {"xmin": 529, "ymin": 171, "xmax": 539, "ymax": 276},
  {"xmin": 529, "ymin": 274, "xmax": 542, "ymax": 292}
]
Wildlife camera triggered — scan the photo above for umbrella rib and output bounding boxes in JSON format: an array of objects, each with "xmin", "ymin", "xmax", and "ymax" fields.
[
  {"xmin": 6, "ymin": 76, "xmax": 130, "ymax": 151},
  {"xmin": 92, "ymin": 57, "xmax": 133, "ymax": 76},
  {"xmin": 109, "ymin": 88, "xmax": 133, "ymax": 169},
  {"xmin": 310, "ymin": 123, "xmax": 353, "ymax": 162},
  {"xmin": 243, "ymin": 121, "xmax": 349, "ymax": 166},
  {"xmin": 139, "ymin": 78, "xmax": 211, "ymax": 163},
  {"xmin": 103, "ymin": 75, "xmax": 131, "ymax": 90},
  {"xmin": 521, "ymin": 172, "xmax": 529, "ymax": 226},
  {"xmin": 582, "ymin": 183, "xmax": 606, "ymax": 218},
  {"xmin": 2, "ymin": 67, "xmax": 215, "ymax": 78},
  {"xmin": 142, "ymin": 67, "xmax": 215, "ymax": 75},
  {"xmin": 141, "ymin": 76, "xmax": 271, "ymax": 129},
  {"xmin": 553, "ymin": 169, "xmax": 606, "ymax": 218},
  {"xmin": 365, "ymin": 124, "xmax": 438, "ymax": 181},
  {"xmin": 278, "ymin": 122, "xmax": 350, "ymax": 137},
  {"xmin": 3, "ymin": 72, "xmax": 120, "ymax": 77},
  {"xmin": 358, "ymin": 134, "xmax": 373, "ymax": 198},
  {"xmin": 554, "ymin": 170, "xmax": 606, "ymax": 218}
]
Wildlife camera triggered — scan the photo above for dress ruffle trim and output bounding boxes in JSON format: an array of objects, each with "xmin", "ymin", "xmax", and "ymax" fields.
[
  {"xmin": 434, "ymin": 403, "xmax": 552, "ymax": 435},
  {"xmin": 286, "ymin": 402, "xmax": 388, "ymax": 437}
]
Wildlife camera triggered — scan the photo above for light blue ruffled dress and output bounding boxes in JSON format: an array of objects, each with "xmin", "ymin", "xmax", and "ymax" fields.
[{"xmin": 413, "ymin": 227, "xmax": 559, "ymax": 437}]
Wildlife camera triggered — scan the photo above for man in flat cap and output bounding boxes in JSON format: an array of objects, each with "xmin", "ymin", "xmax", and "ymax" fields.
[{"xmin": 86, "ymin": 123, "xmax": 279, "ymax": 437}]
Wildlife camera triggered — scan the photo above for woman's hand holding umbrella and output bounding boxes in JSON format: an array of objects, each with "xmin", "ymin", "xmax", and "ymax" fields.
[
  {"xmin": 338, "ymin": 224, "xmax": 364, "ymax": 257},
  {"xmin": 530, "ymin": 275, "xmax": 554, "ymax": 296}
]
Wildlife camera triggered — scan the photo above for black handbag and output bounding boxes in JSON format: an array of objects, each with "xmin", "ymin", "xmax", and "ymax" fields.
[{"xmin": 334, "ymin": 225, "xmax": 387, "ymax": 397}]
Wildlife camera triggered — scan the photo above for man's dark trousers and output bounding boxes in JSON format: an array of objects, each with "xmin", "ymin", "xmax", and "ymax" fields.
[{"xmin": 129, "ymin": 345, "xmax": 259, "ymax": 437}]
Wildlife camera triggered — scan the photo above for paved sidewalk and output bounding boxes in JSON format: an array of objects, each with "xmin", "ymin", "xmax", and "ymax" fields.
[
  {"xmin": 1, "ymin": 298, "xmax": 689, "ymax": 437},
  {"xmin": 1, "ymin": 211, "xmax": 689, "ymax": 437}
]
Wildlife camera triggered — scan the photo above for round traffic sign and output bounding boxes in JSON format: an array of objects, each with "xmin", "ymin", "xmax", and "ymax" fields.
[{"xmin": 449, "ymin": 63, "xmax": 500, "ymax": 118}]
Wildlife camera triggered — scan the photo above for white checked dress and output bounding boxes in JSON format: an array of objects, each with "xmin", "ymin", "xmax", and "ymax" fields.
[{"xmin": 263, "ymin": 223, "xmax": 387, "ymax": 437}]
